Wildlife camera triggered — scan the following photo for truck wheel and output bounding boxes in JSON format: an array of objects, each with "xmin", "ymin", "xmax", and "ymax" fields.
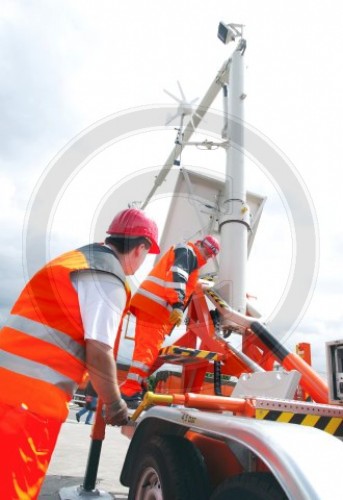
[
  {"xmin": 210, "ymin": 472, "xmax": 287, "ymax": 500},
  {"xmin": 128, "ymin": 435, "xmax": 210, "ymax": 500}
]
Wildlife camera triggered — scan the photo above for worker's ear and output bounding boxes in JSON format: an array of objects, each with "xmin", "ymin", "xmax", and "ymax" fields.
[{"xmin": 135, "ymin": 243, "xmax": 148, "ymax": 256}]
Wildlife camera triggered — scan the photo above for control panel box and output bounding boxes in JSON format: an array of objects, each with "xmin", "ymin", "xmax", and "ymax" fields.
[{"xmin": 326, "ymin": 339, "xmax": 343, "ymax": 404}]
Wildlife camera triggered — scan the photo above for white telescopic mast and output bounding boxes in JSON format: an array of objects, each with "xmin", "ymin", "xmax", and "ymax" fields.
[{"xmin": 218, "ymin": 33, "xmax": 249, "ymax": 314}]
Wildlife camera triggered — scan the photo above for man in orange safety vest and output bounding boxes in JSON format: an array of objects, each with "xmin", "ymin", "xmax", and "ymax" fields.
[
  {"xmin": 120, "ymin": 235, "xmax": 220, "ymax": 408},
  {"xmin": 0, "ymin": 208, "xmax": 159, "ymax": 500}
]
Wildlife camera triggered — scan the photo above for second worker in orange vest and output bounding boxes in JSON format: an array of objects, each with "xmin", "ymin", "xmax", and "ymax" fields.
[{"xmin": 120, "ymin": 235, "xmax": 220, "ymax": 408}]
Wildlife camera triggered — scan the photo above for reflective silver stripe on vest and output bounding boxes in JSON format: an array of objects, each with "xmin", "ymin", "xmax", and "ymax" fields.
[
  {"xmin": 6, "ymin": 314, "xmax": 85, "ymax": 362},
  {"xmin": 131, "ymin": 360, "xmax": 150, "ymax": 373},
  {"xmin": 78, "ymin": 244, "xmax": 126, "ymax": 284},
  {"xmin": 145, "ymin": 276, "xmax": 186, "ymax": 290},
  {"xmin": 127, "ymin": 372, "xmax": 144, "ymax": 383},
  {"xmin": 0, "ymin": 349, "xmax": 76, "ymax": 397},
  {"xmin": 171, "ymin": 266, "xmax": 189, "ymax": 280},
  {"xmin": 135, "ymin": 289, "xmax": 173, "ymax": 312}
]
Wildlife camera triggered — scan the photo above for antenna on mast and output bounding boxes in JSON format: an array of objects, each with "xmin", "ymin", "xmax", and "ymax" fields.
[
  {"xmin": 164, "ymin": 82, "xmax": 202, "ymax": 165},
  {"xmin": 164, "ymin": 81, "xmax": 201, "ymax": 130}
]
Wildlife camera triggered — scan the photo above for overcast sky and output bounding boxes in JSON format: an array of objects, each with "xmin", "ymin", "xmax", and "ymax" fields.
[{"xmin": 1, "ymin": 0, "xmax": 343, "ymax": 375}]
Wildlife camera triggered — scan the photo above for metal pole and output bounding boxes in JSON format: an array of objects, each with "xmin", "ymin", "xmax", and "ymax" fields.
[
  {"xmin": 59, "ymin": 402, "xmax": 111, "ymax": 499},
  {"xmin": 218, "ymin": 40, "xmax": 249, "ymax": 314},
  {"xmin": 82, "ymin": 441, "xmax": 103, "ymax": 491},
  {"xmin": 82, "ymin": 401, "xmax": 106, "ymax": 491}
]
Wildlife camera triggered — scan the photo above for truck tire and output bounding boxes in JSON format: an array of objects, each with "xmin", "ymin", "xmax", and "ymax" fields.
[
  {"xmin": 128, "ymin": 435, "xmax": 210, "ymax": 500},
  {"xmin": 210, "ymin": 472, "xmax": 288, "ymax": 500}
]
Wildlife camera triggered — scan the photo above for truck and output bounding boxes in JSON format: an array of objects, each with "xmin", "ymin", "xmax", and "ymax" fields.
[
  {"xmin": 61, "ymin": 22, "xmax": 343, "ymax": 500},
  {"xmin": 117, "ymin": 22, "xmax": 343, "ymax": 500},
  {"xmin": 119, "ymin": 287, "xmax": 343, "ymax": 499}
]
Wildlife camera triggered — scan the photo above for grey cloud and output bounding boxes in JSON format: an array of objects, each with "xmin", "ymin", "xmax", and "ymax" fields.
[
  {"xmin": 0, "ymin": 246, "xmax": 25, "ymax": 325},
  {"xmin": 0, "ymin": 2, "xmax": 79, "ymax": 163},
  {"xmin": 0, "ymin": 1, "xmax": 86, "ymax": 322}
]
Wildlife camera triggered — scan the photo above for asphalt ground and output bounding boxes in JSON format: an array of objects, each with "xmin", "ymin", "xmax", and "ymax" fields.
[{"xmin": 39, "ymin": 403, "xmax": 130, "ymax": 499}]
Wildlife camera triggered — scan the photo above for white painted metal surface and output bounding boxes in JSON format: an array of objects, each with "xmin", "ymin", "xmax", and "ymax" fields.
[
  {"xmin": 231, "ymin": 370, "xmax": 301, "ymax": 399},
  {"xmin": 218, "ymin": 41, "xmax": 248, "ymax": 312},
  {"xmin": 138, "ymin": 406, "xmax": 343, "ymax": 500}
]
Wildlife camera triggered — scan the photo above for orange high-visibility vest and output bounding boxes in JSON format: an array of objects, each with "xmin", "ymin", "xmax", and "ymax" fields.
[
  {"xmin": 0, "ymin": 244, "xmax": 130, "ymax": 421},
  {"xmin": 130, "ymin": 242, "xmax": 206, "ymax": 321}
]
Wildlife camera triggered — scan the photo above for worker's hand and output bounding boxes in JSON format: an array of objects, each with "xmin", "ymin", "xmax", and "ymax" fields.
[
  {"xmin": 103, "ymin": 398, "xmax": 129, "ymax": 426},
  {"xmin": 169, "ymin": 308, "xmax": 183, "ymax": 326}
]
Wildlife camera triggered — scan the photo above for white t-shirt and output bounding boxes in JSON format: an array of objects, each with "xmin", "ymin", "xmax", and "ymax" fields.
[{"xmin": 71, "ymin": 270, "xmax": 127, "ymax": 348}]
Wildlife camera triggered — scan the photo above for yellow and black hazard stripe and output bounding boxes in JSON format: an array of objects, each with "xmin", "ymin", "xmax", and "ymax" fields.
[
  {"xmin": 256, "ymin": 409, "xmax": 343, "ymax": 437},
  {"xmin": 159, "ymin": 345, "xmax": 223, "ymax": 363},
  {"xmin": 205, "ymin": 289, "xmax": 228, "ymax": 309},
  {"xmin": 200, "ymin": 273, "xmax": 217, "ymax": 282}
]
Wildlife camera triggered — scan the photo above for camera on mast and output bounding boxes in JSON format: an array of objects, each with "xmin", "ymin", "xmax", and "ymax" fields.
[{"xmin": 217, "ymin": 22, "xmax": 244, "ymax": 45}]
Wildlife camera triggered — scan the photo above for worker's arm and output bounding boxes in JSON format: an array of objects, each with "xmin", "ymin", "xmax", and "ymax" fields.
[
  {"xmin": 85, "ymin": 339, "xmax": 128, "ymax": 426},
  {"xmin": 85, "ymin": 340, "xmax": 121, "ymax": 402},
  {"xmin": 166, "ymin": 244, "xmax": 197, "ymax": 309},
  {"xmin": 72, "ymin": 270, "xmax": 129, "ymax": 425}
]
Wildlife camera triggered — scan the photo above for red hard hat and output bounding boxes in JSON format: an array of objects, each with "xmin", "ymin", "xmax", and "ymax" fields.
[
  {"xmin": 107, "ymin": 208, "xmax": 160, "ymax": 254},
  {"xmin": 200, "ymin": 235, "xmax": 220, "ymax": 257}
]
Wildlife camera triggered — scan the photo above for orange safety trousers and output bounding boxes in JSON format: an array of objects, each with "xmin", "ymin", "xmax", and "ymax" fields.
[
  {"xmin": 0, "ymin": 402, "xmax": 62, "ymax": 500},
  {"xmin": 121, "ymin": 310, "xmax": 172, "ymax": 396}
]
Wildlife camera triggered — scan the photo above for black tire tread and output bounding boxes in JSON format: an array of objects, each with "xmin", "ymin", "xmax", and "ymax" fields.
[
  {"xmin": 211, "ymin": 472, "xmax": 288, "ymax": 500},
  {"xmin": 128, "ymin": 434, "xmax": 210, "ymax": 500}
]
